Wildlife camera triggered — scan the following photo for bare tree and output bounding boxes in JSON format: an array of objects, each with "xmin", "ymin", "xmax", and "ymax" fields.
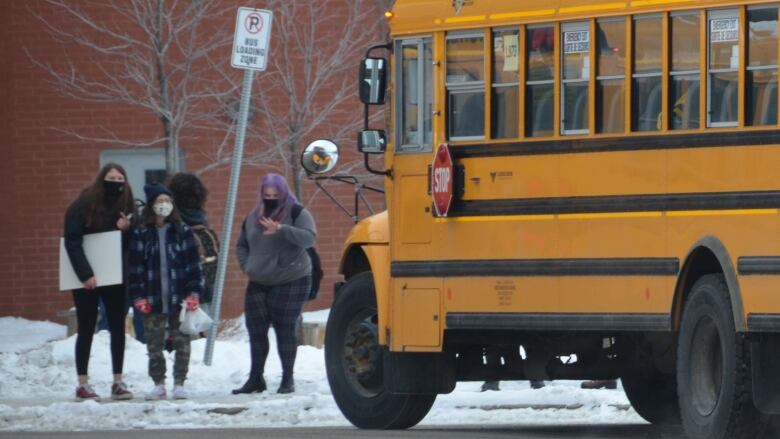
[
  {"xmin": 30, "ymin": 0, "xmax": 393, "ymax": 192},
  {"xmin": 29, "ymin": 0, "xmax": 240, "ymax": 174},
  {"xmin": 237, "ymin": 0, "xmax": 390, "ymax": 199}
]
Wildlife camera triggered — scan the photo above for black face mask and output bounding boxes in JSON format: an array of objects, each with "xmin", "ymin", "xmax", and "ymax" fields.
[
  {"xmin": 103, "ymin": 180, "xmax": 124, "ymax": 198},
  {"xmin": 262, "ymin": 198, "xmax": 279, "ymax": 215}
]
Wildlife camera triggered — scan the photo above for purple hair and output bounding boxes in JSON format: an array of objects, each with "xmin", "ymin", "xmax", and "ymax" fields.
[{"xmin": 252, "ymin": 173, "xmax": 298, "ymax": 225}]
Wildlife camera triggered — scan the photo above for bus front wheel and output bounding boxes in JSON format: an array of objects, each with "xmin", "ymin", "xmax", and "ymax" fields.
[
  {"xmin": 676, "ymin": 274, "xmax": 766, "ymax": 439},
  {"xmin": 325, "ymin": 271, "xmax": 436, "ymax": 429}
]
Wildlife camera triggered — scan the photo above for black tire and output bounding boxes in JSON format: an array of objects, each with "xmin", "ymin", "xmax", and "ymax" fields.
[
  {"xmin": 677, "ymin": 274, "xmax": 767, "ymax": 439},
  {"xmin": 621, "ymin": 363, "xmax": 680, "ymax": 425},
  {"xmin": 325, "ymin": 271, "xmax": 436, "ymax": 429}
]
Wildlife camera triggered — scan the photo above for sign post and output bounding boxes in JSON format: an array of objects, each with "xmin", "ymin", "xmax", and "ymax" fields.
[
  {"xmin": 204, "ymin": 7, "xmax": 273, "ymax": 366},
  {"xmin": 431, "ymin": 143, "xmax": 454, "ymax": 217}
]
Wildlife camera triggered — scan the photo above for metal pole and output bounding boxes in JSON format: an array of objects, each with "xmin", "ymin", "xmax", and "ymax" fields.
[{"xmin": 204, "ymin": 68, "xmax": 254, "ymax": 365}]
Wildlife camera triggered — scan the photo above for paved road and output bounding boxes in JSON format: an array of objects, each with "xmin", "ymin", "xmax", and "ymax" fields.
[{"xmin": 3, "ymin": 425, "xmax": 686, "ymax": 439}]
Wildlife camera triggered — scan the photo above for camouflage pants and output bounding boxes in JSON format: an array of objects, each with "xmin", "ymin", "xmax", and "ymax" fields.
[{"xmin": 143, "ymin": 312, "xmax": 190, "ymax": 386}]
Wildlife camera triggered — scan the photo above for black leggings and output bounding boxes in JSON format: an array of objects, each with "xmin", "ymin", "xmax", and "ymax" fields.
[{"xmin": 72, "ymin": 284, "xmax": 127, "ymax": 375}]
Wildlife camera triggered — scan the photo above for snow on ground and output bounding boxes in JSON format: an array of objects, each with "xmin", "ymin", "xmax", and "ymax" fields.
[
  {"xmin": 0, "ymin": 317, "xmax": 66, "ymax": 353},
  {"xmin": 0, "ymin": 314, "xmax": 644, "ymax": 431}
]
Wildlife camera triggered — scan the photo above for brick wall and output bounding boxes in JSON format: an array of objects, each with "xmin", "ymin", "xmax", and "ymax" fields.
[{"xmin": 0, "ymin": 1, "xmax": 389, "ymax": 322}]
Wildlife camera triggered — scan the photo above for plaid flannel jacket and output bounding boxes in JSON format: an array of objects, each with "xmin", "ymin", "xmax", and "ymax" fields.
[{"xmin": 127, "ymin": 222, "xmax": 204, "ymax": 314}]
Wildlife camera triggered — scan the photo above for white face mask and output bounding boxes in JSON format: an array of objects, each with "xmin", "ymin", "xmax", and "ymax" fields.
[{"xmin": 153, "ymin": 202, "xmax": 173, "ymax": 218}]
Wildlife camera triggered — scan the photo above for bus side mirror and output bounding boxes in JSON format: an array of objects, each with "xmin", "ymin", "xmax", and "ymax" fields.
[
  {"xmin": 301, "ymin": 139, "xmax": 340, "ymax": 174},
  {"xmin": 358, "ymin": 130, "xmax": 386, "ymax": 154},
  {"xmin": 359, "ymin": 57, "xmax": 387, "ymax": 105}
]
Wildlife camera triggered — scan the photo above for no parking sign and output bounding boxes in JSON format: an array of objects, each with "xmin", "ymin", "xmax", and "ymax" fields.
[{"xmin": 231, "ymin": 8, "xmax": 273, "ymax": 71}]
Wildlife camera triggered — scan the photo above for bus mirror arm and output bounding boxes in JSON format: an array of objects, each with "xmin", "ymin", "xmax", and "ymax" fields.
[
  {"xmin": 309, "ymin": 174, "xmax": 384, "ymax": 224},
  {"xmin": 364, "ymin": 152, "xmax": 392, "ymax": 177},
  {"xmin": 361, "ymin": 42, "xmax": 393, "ymax": 178},
  {"xmin": 365, "ymin": 42, "xmax": 392, "ymax": 58}
]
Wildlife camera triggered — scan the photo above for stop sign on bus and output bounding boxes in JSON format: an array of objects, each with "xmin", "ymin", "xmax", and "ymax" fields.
[{"xmin": 431, "ymin": 143, "xmax": 454, "ymax": 217}]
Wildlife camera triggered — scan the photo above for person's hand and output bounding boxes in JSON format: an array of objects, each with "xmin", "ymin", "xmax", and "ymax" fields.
[
  {"xmin": 183, "ymin": 295, "xmax": 199, "ymax": 311},
  {"xmin": 259, "ymin": 217, "xmax": 281, "ymax": 235},
  {"xmin": 83, "ymin": 277, "xmax": 97, "ymax": 290},
  {"xmin": 116, "ymin": 212, "xmax": 132, "ymax": 231},
  {"xmin": 134, "ymin": 298, "xmax": 152, "ymax": 315}
]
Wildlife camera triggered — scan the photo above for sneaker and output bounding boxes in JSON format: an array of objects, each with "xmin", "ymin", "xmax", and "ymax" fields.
[
  {"xmin": 172, "ymin": 385, "xmax": 188, "ymax": 400},
  {"xmin": 75, "ymin": 384, "xmax": 100, "ymax": 402},
  {"xmin": 145, "ymin": 384, "xmax": 167, "ymax": 400},
  {"xmin": 111, "ymin": 382, "xmax": 133, "ymax": 400}
]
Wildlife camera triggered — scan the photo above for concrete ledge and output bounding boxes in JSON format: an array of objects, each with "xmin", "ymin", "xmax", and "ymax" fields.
[{"xmin": 300, "ymin": 322, "xmax": 326, "ymax": 348}]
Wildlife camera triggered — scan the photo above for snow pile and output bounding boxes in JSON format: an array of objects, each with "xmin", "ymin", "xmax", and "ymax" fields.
[
  {"xmin": 0, "ymin": 314, "xmax": 642, "ymax": 431},
  {"xmin": 0, "ymin": 317, "xmax": 66, "ymax": 353}
]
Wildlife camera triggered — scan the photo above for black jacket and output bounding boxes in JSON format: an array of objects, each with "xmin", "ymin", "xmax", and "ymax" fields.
[{"xmin": 63, "ymin": 194, "xmax": 131, "ymax": 283}]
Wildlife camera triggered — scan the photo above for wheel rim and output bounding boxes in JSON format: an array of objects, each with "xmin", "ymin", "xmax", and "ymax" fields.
[
  {"xmin": 341, "ymin": 309, "xmax": 382, "ymax": 397},
  {"xmin": 690, "ymin": 316, "xmax": 723, "ymax": 416}
]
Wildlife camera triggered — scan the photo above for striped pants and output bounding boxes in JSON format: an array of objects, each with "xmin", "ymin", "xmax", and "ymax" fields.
[{"xmin": 244, "ymin": 276, "xmax": 311, "ymax": 376}]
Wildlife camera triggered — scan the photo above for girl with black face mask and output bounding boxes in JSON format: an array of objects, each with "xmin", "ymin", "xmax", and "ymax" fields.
[
  {"xmin": 63, "ymin": 163, "xmax": 136, "ymax": 401},
  {"xmin": 233, "ymin": 173, "xmax": 317, "ymax": 395}
]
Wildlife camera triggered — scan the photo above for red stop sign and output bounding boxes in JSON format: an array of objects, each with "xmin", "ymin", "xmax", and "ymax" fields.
[{"xmin": 431, "ymin": 143, "xmax": 454, "ymax": 217}]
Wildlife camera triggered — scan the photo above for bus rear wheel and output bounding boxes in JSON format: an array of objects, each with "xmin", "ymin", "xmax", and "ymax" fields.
[
  {"xmin": 676, "ymin": 274, "xmax": 766, "ymax": 439},
  {"xmin": 325, "ymin": 271, "xmax": 436, "ymax": 429}
]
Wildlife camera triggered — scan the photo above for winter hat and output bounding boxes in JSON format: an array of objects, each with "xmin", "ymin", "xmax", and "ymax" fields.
[{"xmin": 144, "ymin": 183, "xmax": 173, "ymax": 204}]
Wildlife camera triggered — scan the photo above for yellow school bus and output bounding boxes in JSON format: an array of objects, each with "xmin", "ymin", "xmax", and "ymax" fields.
[{"xmin": 301, "ymin": 1, "xmax": 780, "ymax": 438}]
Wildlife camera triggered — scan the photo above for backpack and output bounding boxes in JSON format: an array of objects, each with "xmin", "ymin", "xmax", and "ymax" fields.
[
  {"xmin": 291, "ymin": 204, "xmax": 323, "ymax": 301},
  {"xmin": 190, "ymin": 224, "xmax": 220, "ymax": 304}
]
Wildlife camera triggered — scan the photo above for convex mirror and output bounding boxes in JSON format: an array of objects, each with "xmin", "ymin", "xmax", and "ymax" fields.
[{"xmin": 301, "ymin": 139, "xmax": 339, "ymax": 174}]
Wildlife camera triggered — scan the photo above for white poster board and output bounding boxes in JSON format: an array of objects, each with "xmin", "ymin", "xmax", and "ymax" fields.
[{"xmin": 59, "ymin": 231, "xmax": 123, "ymax": 291}]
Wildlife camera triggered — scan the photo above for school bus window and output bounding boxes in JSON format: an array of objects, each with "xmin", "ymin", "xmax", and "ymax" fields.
[
  {"xmin": 633, "ymin": 15, "xmax": 662, "ymax": 132},
  {"xmin": 747, "ymin": 6, "xmax": 778, "ymax": 126},
  {"xmin": 492, "ymin": 28, "xmax": 519, "ymax": 139},
  {"xmin": 596, "ymin": 18, "xmax": 626, "ymax": 134},
  {"xmin": 562, "ymin": 22, "xmax": 590, "ymax": 135},
  {"xmin": 447, "ymin": 33, "xmax": 486, "ymax": 139},
  {"xmin": 708, "ymin": 9, "xmax": 739, "ymax": 127},
  {"xmin": 670, "ymin": 12, "xmax": 700, "ymax": 130},
  {"xmin": 396, "ymin": 38, "xmax": 434, "ymax": 151},
  {"xmin": 526, "ymin": 25, "xmax": 554, "ymax": 137}
]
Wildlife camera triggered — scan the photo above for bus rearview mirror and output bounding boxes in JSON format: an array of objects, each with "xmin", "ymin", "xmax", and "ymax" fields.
[
  {"xmin": 359, "ymin": 57, "xmax": 387, "ymax": 105},
  {"xmin": 358, "ymin": 130, "xmax": 386, "ymax": 154}
]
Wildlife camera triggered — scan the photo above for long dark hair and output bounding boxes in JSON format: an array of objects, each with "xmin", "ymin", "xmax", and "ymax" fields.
[
  {"xmin": 82, "ymin": 163, "xmax": 135, "ymax": 229},
  {"xmin": 251, "ymin": 173, "xmax": 298, "ymax": 224}
]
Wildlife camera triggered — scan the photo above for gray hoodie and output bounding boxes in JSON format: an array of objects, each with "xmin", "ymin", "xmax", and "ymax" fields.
[{"xmin": 236, "ymin": 206, "xmax": 317, "ymax": 285}]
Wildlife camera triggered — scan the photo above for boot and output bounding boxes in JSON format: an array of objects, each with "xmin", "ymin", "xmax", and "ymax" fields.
[
  {"xmin": 231, "ymin": 372, "xmax": 266, "ymax": 394},
  {"xmin": 480, "ymin": 380, "xmax": 500, "ymax": 392},
  {"xmin": 277, "ymin": 373, "xmax": 295, "ymax": 394},
  {"xmin": 530, "ymin": 380, "xmax": 546, "ymax": 389}
]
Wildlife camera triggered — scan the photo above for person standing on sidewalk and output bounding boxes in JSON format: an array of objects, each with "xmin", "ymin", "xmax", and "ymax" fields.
[
  {"xmin": 232, "ymin": 173, "xmax": 317, "ymax": 395},
  {"xmin": 63, "ymin": 163, "xmax": 136, "ymax": 401},
  {"xmin": 128, "ymin": 183, "xmax": 203, "ymax": 400},
  {"xmin": 168, "ymin": 172, "xmax": 219, "ymax": 320}
]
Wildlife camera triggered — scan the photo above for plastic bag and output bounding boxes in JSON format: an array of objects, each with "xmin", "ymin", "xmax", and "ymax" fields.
[{"xmin": 179, "ymin": 306, "xmax": 213, "ymax": 335}]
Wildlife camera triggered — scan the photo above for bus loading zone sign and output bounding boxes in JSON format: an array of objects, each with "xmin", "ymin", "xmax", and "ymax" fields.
[{"xmin": 231, "ymin": 8, "xmax": 273, "ymax": 71}]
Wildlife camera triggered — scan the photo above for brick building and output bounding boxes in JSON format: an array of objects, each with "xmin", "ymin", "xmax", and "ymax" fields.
[{"xmin": 0, "ymin": 1, "xmax": 389, "ymax": 323}]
